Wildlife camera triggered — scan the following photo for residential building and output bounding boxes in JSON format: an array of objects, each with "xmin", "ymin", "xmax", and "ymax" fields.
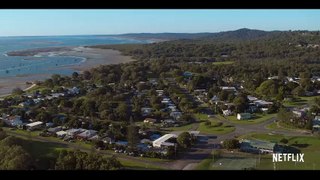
[
  {"xmin": 153, "ymin": 134, "xmax": 178, "ymax": 148},
  {"xmin": 77, "ymin": 130, "xmax": 98, "ymax": 140},
  {"xmin": 26, "ymin": 121, "xmax": 44, "ymax": 131},
  {"xmin": 237, "ymin": 113, "xmax": 252, "ymax": 120},
  {"xmin": 222, "ymin": 109, "xmax": 232, "ymax": 116},
  {"xmin": 143, "ymin": 118, "xmax": 157, "ymax": 124},
  {"xmin": 3, "ymin": 115, "xmax": 23, "ymax": 127},
  {"xmin": 240, "ymin": 139, "xmax": 276, "ymax": 154}
]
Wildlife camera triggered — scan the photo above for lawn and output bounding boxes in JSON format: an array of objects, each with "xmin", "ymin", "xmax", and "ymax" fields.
[
  {"xmin": 242, "ymin": 133, "xmax": 320, "ymax": 170},
  {"xmin": 119, "ymin": 159, "xmax": 165, "ymax": 170},
  {"xmin": 283, "ymin": 95, "xmax": 320, "ymax": 108},
  {"xmin": 194, "ymin": 113, "xmax": 210, "ymax": 121},
  {"xmin": 3, "ymin": 127, "xmax": 40, "ymax": 137},
  {"xmin": 212, "ymin": 61, "xmax": 234, "ymax": 65},
  {"xmin": 164, "ymin": 123, "xmax": 195, "ymax": 131},
  {"xmin": 198, "ymin": 121, "xmax": 235, "ymax": 135},
  {"xmin": 266, "ymin": 122, "xmax": 306, "ymax": 131},
  {"xmin": 12, "ymin": 137, "xmax": 70, "ymax": 170},
  {"xmin": 222, "ymin": 113, "xmax": 276, "ymax": 125}
]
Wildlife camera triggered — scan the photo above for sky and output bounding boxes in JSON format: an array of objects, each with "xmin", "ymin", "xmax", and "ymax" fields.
[{"xmin": 0, "ymin": 10, "xmax": 319, "ymax": 36}]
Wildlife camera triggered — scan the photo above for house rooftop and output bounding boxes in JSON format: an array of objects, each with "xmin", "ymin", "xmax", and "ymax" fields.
[
  {"xmin": 26, "ymin": 121, "xmax": 43, "ymax": 127},
  {"xmin": 240, "ymin": 139, "xmax": 276, "ymax": 150}
]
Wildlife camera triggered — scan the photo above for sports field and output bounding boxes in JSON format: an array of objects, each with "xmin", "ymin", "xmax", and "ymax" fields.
[{"xmin": 211, "ymin": 156, "xmax": 257, "ymax": 170}]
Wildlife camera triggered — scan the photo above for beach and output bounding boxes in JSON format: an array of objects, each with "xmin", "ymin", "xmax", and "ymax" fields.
[{"xmin": 0, "ymin": 47, "xmax": 135, "ymax": 96}]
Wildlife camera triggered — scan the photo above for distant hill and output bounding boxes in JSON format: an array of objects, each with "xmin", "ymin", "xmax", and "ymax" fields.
[
  {"xmin": 94, "ymin": 28, "xmax": 320, "ymax": 63},
  {"xmin": 115, "ymin": 32, "xmax": 213, "ymax": 41},
  {"xmin": 115, "ymin": 28, "xmax": 280, "ymax": 42}
]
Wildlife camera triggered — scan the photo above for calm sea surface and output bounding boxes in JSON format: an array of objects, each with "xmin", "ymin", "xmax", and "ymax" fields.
[{"xmin": 0, "ymin": 35, "xmax": 149, "ymax": 77}]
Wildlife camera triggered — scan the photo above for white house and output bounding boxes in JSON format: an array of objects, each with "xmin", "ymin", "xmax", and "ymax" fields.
[
  {"xmin": 292, "ymin": 110, "xmax": 305, "ymax": 118},
  {"xmin": 153, "ymin": 134, "xmax": 178, "ymax": 148},
  {"xmin": 26, "ymin": 121, "xmax": 44, "ymax": 131},
  {"xmin": 56, "ymin": 130, "xmax": 67, "ymax": 138},
  {"xmin": 254, "ymin": 100, "xmax": 273, "ymax": 108},
  {"xmin": 143, "ymin": 118, "xmax": 157, "ymax": 124},
  {"xmin": 268, "ymin": 76, "xmax": 279, "ymax": 80},
  {"xmin": 247, "ymin": 95, "xmax": 258, "ymax": 102},
  {"xmin": 237, "ymin": 113, "xmax": 252, "ymax": 120},
  {"xmin": 220, "ymin": 86, "xmax": 237, "ymax": 92},
  {"xmin": 222, "ymin": 109, "xmax": 232, "ymax": 116}
]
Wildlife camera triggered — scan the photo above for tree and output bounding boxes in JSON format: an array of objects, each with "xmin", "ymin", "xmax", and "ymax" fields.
[
  {"xmin": 177, "ymin": 132, "xmax": 192, "ymax": 149},
  {"xmin": 255, "ymin": 79, "xmax": 278, "ymax": 98},
  {"xmin": 218, "ymin": 90, "xmax": 229, "ymax": 101},
  {"xmin": 82, "ymin": 99, "xmax": 96, "ymax": 117},
  {"xmin": 276, "ymin": 86, "xmax": 285, "ymax": 101},
  {"xmin": 0, "ymin": 139, "xmax": 32, "ymax": 170},
  {"xmin": 35, "ymin": 111, "xmax": 51, "ymax": 123},
  {"xmin": 0, "ymin": 128, "xmax": 7, "ymax": 141},
  {"xmin": 277, "ymin": 108, "xmax": 293, "ymax": 123},
  {"xmin": 291, "ymin": 86, "xmax": 305, "ymax": 96},
  {"xmin": 83, "ymin": 70, "xmax": 92, "ymax": 80},
  {"xmin": 116, "ymin": 103, "xmax": 130, "ymax": 121},
  {"xmin": 72, "ymin": 72, "xmax": 79, "ymax": 79},
  {"xmin": 222, "ymin": 139, "xmax": 240, "ymax": 150},
  {"xmin": 233, "ymin": 96, "xmax": 248, "ymax": 113},
  {"xmin": 127, "ymin": 117, "xmax": 139, "ymax": 152},
  {"xmin": 12, "ymin": 88, "xmax": 24, "ymax": 95},
  {"xmin": 280, "ymin": 138, "xmax": 288, "ymax": 144},
  {"xmin": 55, "ymin": 150, "xmax": 122, "ymax": 170}
]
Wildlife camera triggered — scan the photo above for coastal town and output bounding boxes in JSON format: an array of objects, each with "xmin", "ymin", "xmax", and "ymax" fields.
[
  {"xmin": 0, "ymin": 9, "xmax": 319, "ymax": 170},
  {"xmin": 1, "ymin": 53, "xmax": 320, "ymax": 170}
]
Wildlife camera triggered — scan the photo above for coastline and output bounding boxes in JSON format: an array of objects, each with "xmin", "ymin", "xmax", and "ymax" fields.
[{"xmin": 0, "ymin": 46, "xmax": 135, "ymax": 96}]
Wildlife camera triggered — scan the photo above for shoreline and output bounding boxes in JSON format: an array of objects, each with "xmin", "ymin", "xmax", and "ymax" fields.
[{"xmin": 0, "ymin": 46, "xmax": 135, "ymax": 96}]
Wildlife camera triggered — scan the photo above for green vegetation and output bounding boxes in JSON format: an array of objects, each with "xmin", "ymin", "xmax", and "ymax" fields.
[
  {"xmin": 212, "ymin": 61, "xmax": 234, "ymax": 65},
  {"xmin": 282, "ymin": 95, "xmax": 320, "ymax": 108},
  {"xmin": 198, "ymin": 121, "xmax": 235, "ymax": 135},
  {"xmin": 266, "ymin": 122, "xmax": 307, "ymax": 131},
  {"xmin": 222, "ymin": 113, "xmax": 276, "ymax": 125},
  {"xmin": 164, "ymin": 123, "xmax": 195, "ymax": 131},
  {"xmin": 119, "ymin": 159, "xmax": 164, "ymax": 170}
]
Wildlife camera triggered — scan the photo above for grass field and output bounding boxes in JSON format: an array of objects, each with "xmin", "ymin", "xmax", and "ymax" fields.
[
  {"xmin": 164, "ymin": 123, "xmax": 195, "ymax": 131},
  {"xmin": 222, "ymin": 113, "xmax": 276, "ymax": 125},
  {"xmin": 198, "ymin": 121, "xmax": 235, "ymax": 135},
  {"xmin": 119, "ymin": 159, "xmax": 165, "ymax": 170},
  {"xmin": 283, "ymin": 95, "xmax": 320, "ymax": 108},
  {"xmin": 194, "ymin": 113, "xmax": 210, "ymax": 121},
  {"xmin": 212, "ymin": 61, "xmax": 234, "ymax": 65},
  {"xmin": 266, "ymin": 122, "xmax": 306, "ymax": 132}
]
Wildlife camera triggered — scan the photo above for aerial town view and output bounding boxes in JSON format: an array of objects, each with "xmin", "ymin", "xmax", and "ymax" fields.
[{"xmin": 0, "ymin": 10, "xmax": 320, "ymax": 170}]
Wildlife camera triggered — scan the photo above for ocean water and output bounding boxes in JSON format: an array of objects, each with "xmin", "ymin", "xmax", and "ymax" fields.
[{"xmin": 0, "ymin": 35, "xmax": 150, "ymax": 77}]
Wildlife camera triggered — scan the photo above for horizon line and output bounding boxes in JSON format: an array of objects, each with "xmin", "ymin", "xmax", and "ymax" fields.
[{"xmin": 0, "ymin": 28, "xmax": 317, "ymax": 38}]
